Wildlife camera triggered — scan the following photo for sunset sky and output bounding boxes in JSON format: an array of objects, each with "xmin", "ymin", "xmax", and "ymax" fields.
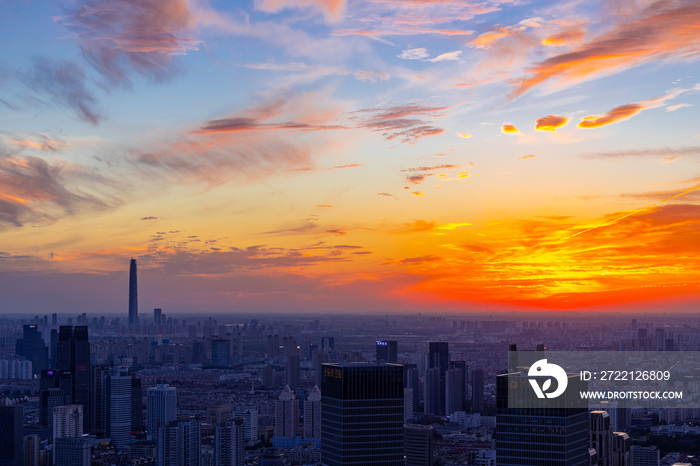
[{"xmin": 1, "ymin": 0, "xmax": 700, "ymax": 315}]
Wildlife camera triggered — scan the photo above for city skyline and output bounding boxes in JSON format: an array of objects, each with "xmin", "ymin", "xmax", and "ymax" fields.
[{"xmin": 2, "ymin": 0, "xmax": 700, "ymax": 315}]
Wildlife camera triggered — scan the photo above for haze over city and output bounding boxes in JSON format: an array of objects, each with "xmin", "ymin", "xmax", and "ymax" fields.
[{"xmin": 1, "ymin": 0, "xmax": 700, "ymax": 315}]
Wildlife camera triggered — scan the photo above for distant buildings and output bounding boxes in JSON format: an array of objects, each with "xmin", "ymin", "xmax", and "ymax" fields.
[
  {"xmin": 303, "ymin": 385, "xmax": 321, "ymax": 441},
  {"xmin": 404, "ymin": 424, "xmax": 433, "ymax": 466},
  {"xmin": 321, "ymin": 362, "xmax": 404, "ymax": 465},
  {"xmin": 274, "ymin": 385, "xmax": 299, "ymax": 445},
  {"xmin": 105, "ymin": 367, "xmax": 134, "ymax": 450},
  {"xmin": 215, "ymin": 418, "xmax": 245, "ymax": 466},
  {"xmin": 376, "ymin": 340, "xmax": 398, "ymax": 364}
]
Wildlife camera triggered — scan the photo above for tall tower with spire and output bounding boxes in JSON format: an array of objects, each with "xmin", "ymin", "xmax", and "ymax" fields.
[{"xmin": 128, "ymin": 259, "xmax": 138, "ymax": 326}]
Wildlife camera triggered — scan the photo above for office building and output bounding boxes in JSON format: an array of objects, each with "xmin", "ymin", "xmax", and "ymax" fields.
[
  {"xmin": 157, "ymin": 419, "xmax": 201, "ymax": 466},
  {"xmin": 303, "ymin": 385, "xmax": 321, "ymax": 440},
  {"xmin": 630, "ymin": 446, "xmax": 659, "ymax": 466},
  {"xmin": 147, "ymin": 384, "xmax": 177, "ymax": 440},
  {"xmin": 445, "ymin": 367, "xmax": 465, "ymax": 415},
  {"xmin": 495, "ymin": 371, "xmax": 589, "ymax": 465},
  {"xmin": 286, "ymin": 354, "xmax": 300, "ymax": 389},
  {"xmin": 376, "ymin": 340, "xmax": 398, "ymax": 363},
  {"xmin": 129, "ymin": 258, "xmax": 139, "ymax": 325},
  {"xmin": 54, "ymin": 436, "xmax": 90, "ymax": 466},
  {"xmin": 404, "ymin": 388, "xmax": 414, "ymax": 422},
  {"xmin": 56, "ymin": 326, "xmax": 90, "ymax": 427},
  {"xmin": 216, "ymin": 418, "xmax": 245, "ymax": 466},
  {"xmin": 154, "ymin": 308, "xmax": 162, "ymax": 327},
  {"xmin": 471, "ymin": 368, "xmax": 484, "ymax": 414},
  {"xmin": 428, "ymin": 342, "xmax": 449, "ymax": 414},
  {"xmin": 211, "ymin": 339, "xmax": 230, "ymax": 367},
  {"xmin": 0, "ymin": 406, "xmax": 23, "ymax": 466},
  {"xmin": 320, "ymin": 362, "xmax": 404, "ymax": 465},
  {"xmin": 90, "ymin": 364, "xmax": 109, "ymax": 434},
  {"xmin": 589, "ymin": 411, "xmax": 612, "ymax": 466},
  {"xmin": 24, "ymin": 435, "xmax": 40, "ymax": 466},
  {"xmin": 424, "ymin": 368, "xmax": 441, "ymax": 415},
  {"xmin": 404, "ymin": 424, "xmax": 433, "ymax": 466},
  {"xmin": 106, "ymin": 366, "xmax": 133, "ymax": 449},
  {"xmin": 52, "ymin": 405, "xmax": 83, "ymax": 441},
  {"xmin": 15, "ymin": 325, "xmax": 48, "ymax": 374},
  {"xmin": 612, "ymin": 432, "xmax": 630, "ymax": 466}
]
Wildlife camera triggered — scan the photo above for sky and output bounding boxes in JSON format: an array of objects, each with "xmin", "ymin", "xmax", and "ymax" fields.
[{"xmin": 1, "ymin": 0, "xmax": 700, "ymax": 316}]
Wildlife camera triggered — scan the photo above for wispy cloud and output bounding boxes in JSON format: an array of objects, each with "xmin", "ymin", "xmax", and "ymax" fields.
[
  {"xmin": 351, "ymin": 104, "xmax": 449, "ymax": 143},
  {"xmin": 61, "ymin": 0, "xmax": 200, "ymax": 85},
  {"xmin": 511, "ymin": 2, "xmax": 700, "ymax": 99}
]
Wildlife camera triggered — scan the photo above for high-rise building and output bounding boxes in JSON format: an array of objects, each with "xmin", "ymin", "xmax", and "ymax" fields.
[
  {"xmin": 52, "ymin": 405, "xmax": 83, "ymax": 441},
  {"xmin": 424, "ymin": 368, "xmax": 441, "ymax": 415},
  {"xmin": 471, "ymin": 368, "xmax": 484, "ymax": 414},
  {"xmin": 211, "ymin": 339, "xmax": 230, "ymax": 367},
  {"xmin": 630, "ymin": 446, "xmax": 659, "ymax": 466},
  {"xmin": 404, "ymin": 424, "xmax": 433, "ymax": 466},
  {"xmin": 286, "ymin": 354, "xmax": 300, "ymax": 389},
  {"xmin": 15, "ymin": 325, "xmax": 48, "ymax": 375},
  {"xmin": 313, "ymin": 350, "xmax": 329, "ymax": 387},
  {"xmin": 148, "ymin": 384, "xmax": 177, "ymax": 440},
  {"xmin": 376, "ymin": 340, "xmax": 398, "ymax": 364},
  {"xmin": 105, "ymin": 367, "xmax": 133, "ymax": 450},
  {"xmin": 232, "ymin": 409, "xmax": 258, "ymax": 444},
  {"xmin": 154, "ymin": 308, "xmax": 162, "ymax": 327},
  {"xmin": 428, "ymin": 342, "xmax": 449, "ymax": 414},
  {"xmin": 320, "ymin": 362, "xmax": 404, "ymax": 465},
  {"xmin": 445, "ymin": 367, "xmax": 465, "ymax": 415},
  {"xmin": 132, "ymin": 376, "xmax": 144, "ymax": 434},
  {"xmin": 24, "ymin": 434, "xmax": 40, "ymax": 466},
  {"xmin": 495, "ymin": 371, "xmax": 589, "ymax": 465},
  {"xmin": 303, "ymin": 385, "xmax": 321, "ymax": 440},
  {"xmin": 589, "ymin": 411, "xmax": 612, "ymax": 466},
  {"xmin": 56, "ymin": 326, "xmax": 90, "ymax": 427},
  {"xmin": 274, "ymin": 385, "xmax": 299, "ymax": 443},
  {"xmin": 90, "ymin": 365, "xmax": 109, "ymax": 434},
  {"xmin": 158, "ymin": 419, "xmax": 202, "ymax": 466},
  {"xmin": 0, "ymin": 406, "xmax": 24, "ymax": 466},
  {"xmin": 612, "ymin": 432, "xmax": 631, "ymax": 466},
  {"xmin": 215, "ymin": 418, "xmax": 244, "ymax": 466},
  {"xmin": 129, "ymin": 258, "xmax": 139, "ymax": 326},
  {"xmin": 39, "ymin": 370, "xmax": 72, "ymax": 433},
  {"xmin": 54, "ymin": 437, "xmax": 90, "ymax": 466},
  {"xmin": 404, "ymin": 388, "xmax": 414, "ymax": 422}
]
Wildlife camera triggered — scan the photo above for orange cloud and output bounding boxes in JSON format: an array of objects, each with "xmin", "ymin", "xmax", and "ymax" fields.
[
  {"xmin": 535, "ymin": 114, "xmax": 568, "ymax": 131},
  {"xmin": 502, "ymin": 124, "xmax": 519, "ymax": 133},
  {"xmin": 254, "ymin": 0, "xmax": 346, "ymax": 21},
  {"xmin": 518, "ymin": 154, "xmax": 536, "ymax": 160},
  {"xmin": 411, "ymin": 191, "xmax": 425, "ymax": 197},
  {"xmin": 456, "ymin": 132, "xmax": 473, "ymax": 139},
  {"xmin": 578, "ymin": 104, "xmax": 642, "ymax": 129},
  {"xmin": 511, "ymin": 3, "xmax": 700, "ymax": 99},
  {"xmin": 541, "ymin": 28, "xmax": 585, "ymax": 46}
]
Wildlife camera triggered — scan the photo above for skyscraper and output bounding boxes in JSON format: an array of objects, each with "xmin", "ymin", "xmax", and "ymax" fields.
[
  {"xmin": 589, "ymin": 411, "xmax": 612, "ymax": 466},
  {"xmin": 147, "ymin": 384, "xmax": 177, "ymax": 440},
  {"xmin": 404, "ymin": 424, "xmax": 434, "ymax": 466},
  {"xmin": 376, "ymin": 340, "xmax": 398, "ymax": 363},
  {"xmin": 445, "ymin": 367, "xmax": 465, "ymax": 415},
  {"xmin": 106, "ymin": 367, "xmax": 133, "ymax": 450},
  {"xmin": 274, "ymin": 385, "xmax": 299, "ymax": 445},
  {"xmin": 54, "ymin": 437, "xmax": 90, "ymax": 466},
  {"xmin": 303, "ymin": 385, "xmax": 321, "ymax": 440},
  {"xmin": 286, "ymin": 354, "xmax": 300, "ymax": 389},
  {"xmin": 15, "ymin": 325, "xmax": 48, "ymax": 374},
  {"xmin": 0, "ymin": 406, "xmax": 24, "ymax": 466},
  {"xmin": 320, "ymin": 362, "xmax": 404, "ymax": 465},
  {"xmin": 56, "ymin": 326, "xmax": 90, "ymax": 428},
  {"xmin": 216, "ymin": 418, "xmax": 245, "ymax": 466},
  {"xmin": 129, "ymin": 258, "xmax": 139, "ymax": 326},
  {"xmin": 471, "ymin": 368, "xmax": 484, "ymax": 414},
  {"xmin": 52, "ymin": 405, "xmax": 83, "ymax": 441},
  {"xmin": 428, "ymin": 342, "xmax": 449, "ymax": 414},
  {"xmin": 495, "ymin": 372, "xmax": 589, "ymax": 465}
]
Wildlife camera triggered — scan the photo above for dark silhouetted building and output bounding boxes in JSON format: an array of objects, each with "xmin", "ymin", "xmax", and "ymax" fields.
[
  {"xmin": 286, "ymin": 354, "xmax": 300, "ymax": 389},
  {"xmin": 495, "ymin": 372, "xmax": 589, "ymax": 465},
  {"xmin": 147, "ymin": 384, "xmax": 177, "ymax": 441},
  {"xmin": 404, "ymin": 424, "xmax": 433, "ymax": 466},
  {"xmin": 15, "ymin": 325, "xmax": 48, "ymax": 374},
  {"xmin": 471, "ymin": 368, "xmax": 484, "ymax": 414},
  {"xmin": 376, "ymin": 340, "xmax": 398, "ymax": 364},
  {"xmin": 0, "ymin": 406, "xmax": 24, "ymax": 466},
  {"xmin": 216, "ymin": 418, "xmax": 245, "ymax": 466},
  {"xmin": 589, "ymin": 411, "xmax": 612, "ymax": 466},
  {"xmin": 105, "ymin": 367, "xmax": 133, "ymax": 450},
  {"xmin": 56, "ymin": 326, "xmax": 90, "ymax": 428},
  {"xmin": 321, "ymin": 362, "xmax": 403, "ymax": 465},
  {"xmin": 428, "ymin": 342, "xmax": 449, "ymax": 414},
  {"xmin": 129, "ymin": 258, "xmax": 139, "ymax": 326},
  {"xmin": 211, "ymin": 339, "xmax": 230, "ymax": 367}
]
